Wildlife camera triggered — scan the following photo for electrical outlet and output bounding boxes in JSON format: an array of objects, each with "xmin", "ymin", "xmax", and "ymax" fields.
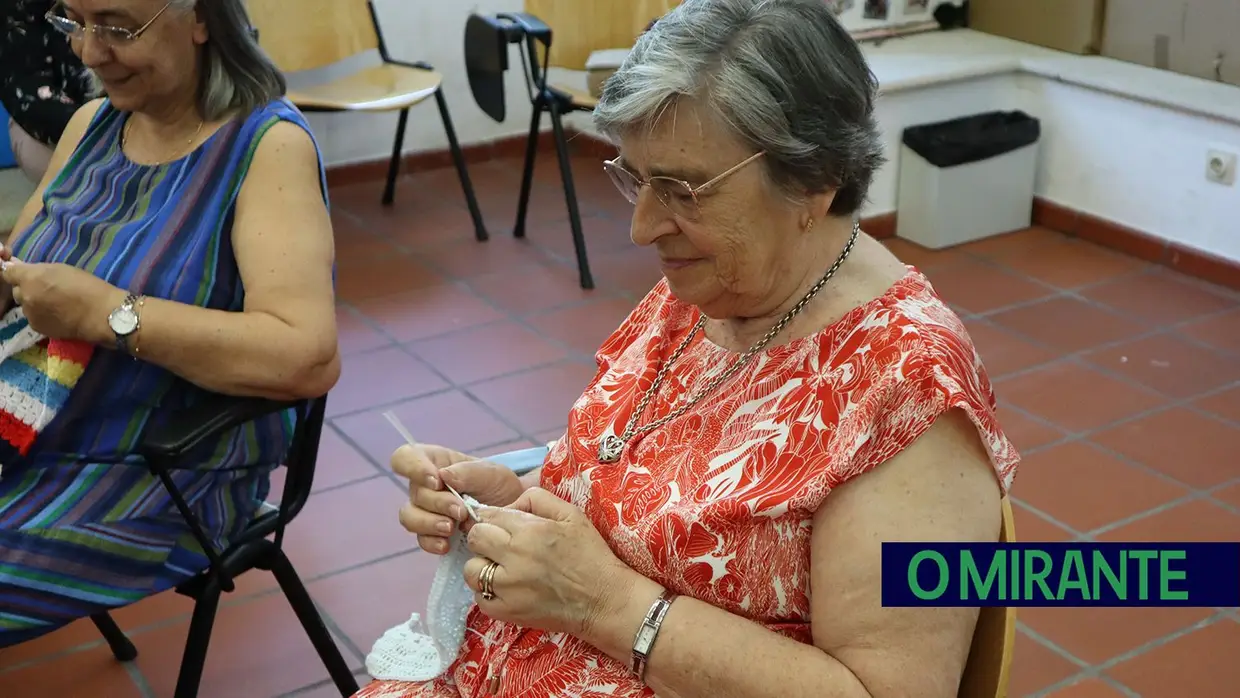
[{"xmin": 1206, "ymin": 149, "xmax": 1237, "ymax": 186}]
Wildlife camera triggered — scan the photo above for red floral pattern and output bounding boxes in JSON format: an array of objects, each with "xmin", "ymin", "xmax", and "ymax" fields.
[{"xmin": 357, "ymin": 268, "xmax": 1020, "ymax": 698}]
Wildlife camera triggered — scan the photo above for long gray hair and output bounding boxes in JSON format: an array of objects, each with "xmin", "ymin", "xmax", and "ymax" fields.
[
  {"xmin": 172, "ymin": 0, "xmax": 286, "ymax": 120},
  {"xmin": 594, "ymin": 0, "xmax": 885, "ymax": 216}
]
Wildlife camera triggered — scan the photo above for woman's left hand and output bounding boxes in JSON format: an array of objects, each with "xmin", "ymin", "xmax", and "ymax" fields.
[
  {"xmin": 463, "ymin": 488, "xmax": 635, "ymax": 637},
  {"xmin": 1, "ymin": 260, "xmax": 122, "ymax": 340}
]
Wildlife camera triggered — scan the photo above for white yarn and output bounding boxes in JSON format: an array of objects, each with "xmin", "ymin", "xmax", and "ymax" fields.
[{"xmin": 365, "ymin": 496, "xmax": 490, "ymax": 682}]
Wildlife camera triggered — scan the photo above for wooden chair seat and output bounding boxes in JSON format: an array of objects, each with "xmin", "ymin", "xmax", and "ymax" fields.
[
  {"xmin": 958, "ymin": 497, "xmax": 1018, "ymax": 698},
  {"xmin": 246, "ymin": 0, "xmax": 487, "ymax": 232},
  {"xmin": 287, "ymin": 64, "xmax": 444, "ymax": 112},
  {"xmin": 549, "ymin": 83, "xmax": 599, "ymax": 111}
]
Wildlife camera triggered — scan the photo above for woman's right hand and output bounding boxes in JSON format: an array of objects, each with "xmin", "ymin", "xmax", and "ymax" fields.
[{"xmin": 392, "ymin": 443, "xmax": 525, "ymax": 555}]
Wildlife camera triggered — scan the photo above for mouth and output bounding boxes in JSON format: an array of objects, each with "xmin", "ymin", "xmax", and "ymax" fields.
[
  {"xmin": 98, "ymin": 74, "xmax": 134, "ymax": 89},
  {"xmin": 659, "ymin": 257, "xmax": 703, "ymax": 271}
]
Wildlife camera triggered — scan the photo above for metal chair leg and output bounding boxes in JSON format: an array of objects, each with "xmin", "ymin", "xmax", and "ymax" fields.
[
  {"xmin": 547, "ymin": 102, "xmax": 595, "ymax": 290},
  {"xmin": 90, "ymin": 612, "xmax": 138, "ymax": 662},
  {"xmin": 270, "ymin": 550, "xmax": 359, "ymax": 696},
  {"xmin": 172, "ymin": 586, "xmax": 222, "ymax": 698},
  {"xmin": 513, "ymin": 100, "xmax": 544, "ymax": 239},
  {"xmin": 381, "ymin": 108, "xmax": 410, "ymax": 206},
  {"xmin": 434, "ymin": 88, "xmax": 488, "ymax": 242}
]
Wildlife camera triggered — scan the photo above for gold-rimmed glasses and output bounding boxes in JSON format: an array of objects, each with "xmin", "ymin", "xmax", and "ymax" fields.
[
  {"xmin": 45, "ymin": 1, "xmax": 172, "ymax": 46},
  {"xmin": 603, "ymin": 151, "xmax": 765, "ymax": 221}
]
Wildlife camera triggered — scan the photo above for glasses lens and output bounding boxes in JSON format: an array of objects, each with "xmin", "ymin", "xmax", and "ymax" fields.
[
  {"xmin": 46, "ymin": 14, "xmax": 80, "ymax": 36},
  {"xmin": 99, "ymin": 26, "xmax": 135, "ymax": 44},
  {"xmin": 650, "ymin": 178, "xmax": 700, "ymax": 221},
  {"xmin": 603, "ymin": 162, "xmax": 641, "ymax": 205}
]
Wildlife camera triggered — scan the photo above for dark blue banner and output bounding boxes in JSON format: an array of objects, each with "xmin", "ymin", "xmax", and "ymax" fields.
[{"xmin": 881, "ymin": 542, "xmax": 1240, "ymax": 607}]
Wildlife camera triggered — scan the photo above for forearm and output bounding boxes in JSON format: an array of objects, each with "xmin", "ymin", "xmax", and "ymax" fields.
[
  {"xmin": 583, "ymin": 571, "xmax": 871, "ymax": 698},
  {"xmin": 87, "ymin": 288, "xmax": 337, "ymax": 400}
]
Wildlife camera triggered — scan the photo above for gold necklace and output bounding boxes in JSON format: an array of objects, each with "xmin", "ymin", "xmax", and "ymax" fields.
[
  {"xmin": 122, "ymin": 116, "xmax": 205, "ymax": 165},
  {"xmin": 596, "ymin": 219, "xmax": 861, "ymax": 464}
]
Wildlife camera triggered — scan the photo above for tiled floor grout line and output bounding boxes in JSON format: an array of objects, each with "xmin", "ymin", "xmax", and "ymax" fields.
[
  {"xmin": 1026, "ymin": 669, "xmax": 1142, "ymax": 698},
  {"xmin": 1019, "ymin": 472, "xmax": 1240, "ymax": 542},
  {"xmin": 312, "ymin": 600, "xmax": 368, "ymax": 665},
  {"xmin": 1015, "ymin": 620, "xmax": 1092, "ymax": 668},
  {"xmin": 124, "ymin": 660, "xmax": 157, "ymax": 698},
  {"xmin": 1017, "ymin": 611, "xmax": 1229, "ymax": 697}
]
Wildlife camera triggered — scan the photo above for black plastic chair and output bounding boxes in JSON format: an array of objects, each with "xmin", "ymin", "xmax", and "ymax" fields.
[
  {"xmin": 464, "ymin": 12, "xmax": 598, "ymax": 290},
  {"xmin": 89, "ymin": 394, "xmax": 359, "ymax": 698}
]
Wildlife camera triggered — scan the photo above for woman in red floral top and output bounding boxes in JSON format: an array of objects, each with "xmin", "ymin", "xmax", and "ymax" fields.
[{"xmin": 360, "ymin": 1, "xmax": 1020, "ymax": 696}]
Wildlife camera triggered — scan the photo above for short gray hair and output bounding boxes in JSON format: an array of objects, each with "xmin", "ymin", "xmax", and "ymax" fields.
[
  {"xmin": 171, "ymin": 0, "xmax": 285, "ymax": 120},
  {"xmin": 594, "ymin": 0, "xmax": 885, "ymax": 216}
]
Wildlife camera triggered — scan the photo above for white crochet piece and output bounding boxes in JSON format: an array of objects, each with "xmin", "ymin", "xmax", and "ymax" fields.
[{"xmin": 365, "ymin": 496, "xmax": 488, "ymax": 683}]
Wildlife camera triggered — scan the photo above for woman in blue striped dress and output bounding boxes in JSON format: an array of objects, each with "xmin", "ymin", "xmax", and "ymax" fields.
[{"xmin": 0, "ymin": 0, "xmax": 339, "ymax": 647}]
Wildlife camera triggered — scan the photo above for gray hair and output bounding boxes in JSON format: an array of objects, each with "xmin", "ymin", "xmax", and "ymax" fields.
[
  {"xmin": 170, "ymin": 0, "xmax": 286, "ymax": 120},
  {"xmin": 594, "ymin": 0, "xmax": 885, "ymax": 216}
]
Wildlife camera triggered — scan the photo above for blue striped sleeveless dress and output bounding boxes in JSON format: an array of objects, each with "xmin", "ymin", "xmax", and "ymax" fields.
[{"xmin": 0, "ymin": 98, "xmax": 328, "ymax": 647}]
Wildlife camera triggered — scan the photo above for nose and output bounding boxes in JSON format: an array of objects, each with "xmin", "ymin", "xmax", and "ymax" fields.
[
  {"xmin": 629, "ymin": 188, "xmax": 677, "ymax": 247},
  {"xmin": 75, "ymin": 33, "xmax": 111, "ymax": 68}
]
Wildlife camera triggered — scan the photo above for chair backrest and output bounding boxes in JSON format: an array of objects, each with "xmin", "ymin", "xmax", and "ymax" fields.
[
  {"xmin": 464, "ymin": 14, "xmax": 512, "ymax": 123},
  {"xmin": 275, "ymin": 395, "xmax": 328, "ymax": 524},
  {"xmin": 245, "ymin": 0, "xmax": 380, "ymax": 73},
  {"xmin": 523, "ymin": 0, "xmax": 679, "ymax": 70},
  {"xmin": 958, "ymin": 497, "xmax": 1017, "ymax": 698},
  {"xmin": 235, "ymin": 395, "xmax": 328, "ymax": 548}
]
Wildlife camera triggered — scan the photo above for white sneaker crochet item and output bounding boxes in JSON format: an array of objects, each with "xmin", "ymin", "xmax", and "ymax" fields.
[{"xmin": 364, "ymin": 497, "xmax": 487, "ymax": 682}]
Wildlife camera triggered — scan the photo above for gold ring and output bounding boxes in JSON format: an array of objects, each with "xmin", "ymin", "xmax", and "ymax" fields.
[{"xmin": 479, "ymin": 560, "xmax": 500, "ymax": 601}]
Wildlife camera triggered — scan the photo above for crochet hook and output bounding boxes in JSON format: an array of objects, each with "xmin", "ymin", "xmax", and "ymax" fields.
[{"xmin": 382, "ymin": 410, "xmax": 480, "ymax": 523}]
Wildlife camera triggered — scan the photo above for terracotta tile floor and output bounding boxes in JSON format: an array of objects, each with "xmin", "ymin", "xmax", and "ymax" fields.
[{"xmin": 2, "ymin": 155, "xmax": 1239, "ymax": 697}]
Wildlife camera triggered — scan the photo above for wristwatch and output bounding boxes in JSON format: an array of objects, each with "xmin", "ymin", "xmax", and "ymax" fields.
[
  {"xmin": 631, "ymin": 588, "xmax": 677, "ymax": 680},
  {"xmin": 107, "ymin": 293, "xmax": 143, "ymax": 353}
]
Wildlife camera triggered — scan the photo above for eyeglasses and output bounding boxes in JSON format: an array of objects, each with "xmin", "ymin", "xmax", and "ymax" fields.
[
  {"xmin": 45, "ymin": 1, "xmax": 172, "ymax": 46},
  {"xmin": 602, "ymin": 151, "xmax": 765, "ymax": 221}
]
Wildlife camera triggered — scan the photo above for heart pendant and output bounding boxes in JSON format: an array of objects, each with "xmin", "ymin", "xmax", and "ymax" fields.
[{"xmin": 597, "ymin": 434, "xmax": 625, "ymax": 463}]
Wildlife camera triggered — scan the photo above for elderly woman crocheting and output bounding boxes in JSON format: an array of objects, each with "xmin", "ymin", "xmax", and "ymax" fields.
[{"xmin": 361, "ymin": 1, "xmax": 1020, "ymax": 697}]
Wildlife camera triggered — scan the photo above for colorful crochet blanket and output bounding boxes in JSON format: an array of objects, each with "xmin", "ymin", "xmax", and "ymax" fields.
[{"xmin": 0, "ymin": 306, "xmax": 94, "ymax": 476}]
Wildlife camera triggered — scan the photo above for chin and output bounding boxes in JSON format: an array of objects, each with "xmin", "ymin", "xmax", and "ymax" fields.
[{"xmin": 662, "ymin": 278, "xmax": 717, "ymax": 314}]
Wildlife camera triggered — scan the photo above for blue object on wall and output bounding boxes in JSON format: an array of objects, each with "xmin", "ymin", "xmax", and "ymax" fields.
[{"xmin": 0, "ymin": 102, "xmax": 15, "ymax": 169}]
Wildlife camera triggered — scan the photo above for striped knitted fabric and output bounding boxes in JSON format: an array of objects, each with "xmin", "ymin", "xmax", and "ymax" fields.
[{"xmin": 0, "ymin": 306, "xmax": 93, "ymax": 476}]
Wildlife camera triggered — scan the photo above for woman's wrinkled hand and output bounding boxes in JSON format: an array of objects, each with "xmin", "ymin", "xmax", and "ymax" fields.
[
  {"xmin": 0, "ymin": 259, "xmax": 122, "ymax": 340},
  {"xmin": 391, "ymin": 443, "xmax": 525, "ymax": 555},
  {"xmin": 462, "ymin": 488, "xmax": 635, "ymax": 638}
]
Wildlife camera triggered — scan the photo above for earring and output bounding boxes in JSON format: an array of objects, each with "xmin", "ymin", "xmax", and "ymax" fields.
[{"xmin": 804, "ymin": 217, "xmax": 815, "ymax": 233}]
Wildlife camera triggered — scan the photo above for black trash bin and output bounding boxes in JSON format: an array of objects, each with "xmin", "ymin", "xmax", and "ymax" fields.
[{"xmin": 895, "ymin": 110, "xmax": 1041, "ymax": 249}]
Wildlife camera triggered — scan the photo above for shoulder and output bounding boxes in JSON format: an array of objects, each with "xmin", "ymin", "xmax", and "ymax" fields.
[
  {"xmin": 236, "ymin": 105, "xmax": 322, "ymax": 191},
  {"xmin": 817, "ymin": 271, "xmax": 1019, "ymax": 492},
  {"xmin": 63, "ymin": 98, "xmax": 109, "ymax": 142}
]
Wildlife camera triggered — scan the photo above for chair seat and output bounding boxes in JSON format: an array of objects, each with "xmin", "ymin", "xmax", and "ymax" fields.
[
  {"xmin": 287, "ymin": 63, "xmax": 444, "ymax": 112},
  {"xmin": 550, "ymin": 83, "xmax": 599, "ymax": 111}
]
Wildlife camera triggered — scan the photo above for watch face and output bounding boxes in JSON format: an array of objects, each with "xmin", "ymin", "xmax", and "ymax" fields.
[
  {"xmin": 109, "ymin": 307, "xmax": 139, "ymax": 335},
  {"xmin": 635, "ymin": 625, "xmax": 657, "ymax": 651}
]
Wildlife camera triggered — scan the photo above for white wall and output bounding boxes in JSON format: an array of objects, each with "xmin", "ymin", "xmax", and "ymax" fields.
[{"xmin": 1018, "ymin": 75, "xmax": 1240, "ymax": 262}]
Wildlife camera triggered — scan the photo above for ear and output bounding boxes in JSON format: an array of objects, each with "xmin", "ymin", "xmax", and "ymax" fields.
[
  {"xmin": 801, "ymin": 188, "xmax": 837, "ymax": 232},
  {"xmin": 191, "ymin": 8, "xmax": 209, "ymax": 45}
]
